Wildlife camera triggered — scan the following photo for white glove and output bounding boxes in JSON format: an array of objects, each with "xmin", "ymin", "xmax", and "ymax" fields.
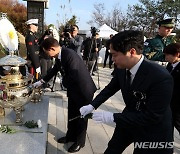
[
  {"xmin": 36, "ymin": 67, "xmax": 41, "ymax": 74},
  {"xmin": 92, "ymin": 111, "xmax": 114, "ymax": 124},
  {"xmin": 33, "ymin": 80, "xmax": 43, "ymax": 88},
  {"xmin": 80, "ymin": 104, "xmax": 94, "ymax": 117}
]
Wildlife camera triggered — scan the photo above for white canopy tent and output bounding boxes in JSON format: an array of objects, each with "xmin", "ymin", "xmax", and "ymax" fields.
[
  {"xmin": 85, "ymin": 24, "xmax": 118, "ymax": 38},
  {"xmin": 98, "ymin": 24, "xmax": 118, "ymax": 38},
  {"xmin": 85, "ymin": 24, "xmax": 118, "ymax": 64}
]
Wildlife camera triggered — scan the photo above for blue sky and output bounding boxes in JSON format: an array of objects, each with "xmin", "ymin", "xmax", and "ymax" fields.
[{"xmin": 19, "ymin": 0, "xmax": 140, "ymax": 30}]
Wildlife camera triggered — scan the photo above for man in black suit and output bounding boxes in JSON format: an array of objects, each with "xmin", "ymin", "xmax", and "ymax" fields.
[
  {"xmin": 80, "ymin": 30, "xmax": 174, "ymax": 154},
  {"xmin": 33, "ymin": 37, "xmax": 96, "ymax": 153},
  {"xmin": 164, "ymin": 43, "xmax": 180, "ymax": 135}
]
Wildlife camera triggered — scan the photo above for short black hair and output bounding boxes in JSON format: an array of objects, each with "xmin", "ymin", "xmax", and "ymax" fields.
[
  {"xmin": 41, "ymin": 37, "xmax": 59, "ymax": 50},
  {"xmin": 110, "ymin": 30, "xmax": 144, "ymax": 55},
  {"xmin": 163, "ymin": 43, "xmax": 180, "ymax": 56},
  {"xmin": 73, "ymin": 25, "xmax": 79, "ymax": 30}
]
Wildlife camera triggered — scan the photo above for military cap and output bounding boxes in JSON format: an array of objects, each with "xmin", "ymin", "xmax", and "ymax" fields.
[
  {"xmin": 157, "ymin": 18, "xmax": 175, "ymax": 28},
  {"xmin": 25, "ymin": 19, "xmax": 38, "ymax": 25}
]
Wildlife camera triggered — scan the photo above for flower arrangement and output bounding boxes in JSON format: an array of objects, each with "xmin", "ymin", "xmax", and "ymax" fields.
[
  {"xmin": 0, "ymin": 14, "xmax": 19, "ymax": 51},
  {"xmin": 24, "ymin": 120, "xmax": 42, "ymax": 128},
  {"xmin": 0, "ymin": 120, "xmax": 43, "ymax": 134}
]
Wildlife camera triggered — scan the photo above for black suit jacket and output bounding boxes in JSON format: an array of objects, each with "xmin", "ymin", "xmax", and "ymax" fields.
[
  {"xmin": 43, "ymin": 47, "xmax": 96, "ymax": 104},
  {"xmin": 91, "ymin": 59, "xmax": 173, "ymax": 141},
  {"xmin": 166, "ymin": 62, "xmax": 180, "ymax": 111}
]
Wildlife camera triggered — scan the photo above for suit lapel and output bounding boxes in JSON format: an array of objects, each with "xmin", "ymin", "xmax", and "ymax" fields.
[{"xmin": 131, "ymin": 60, "xmax": 148, "ymax": 90}]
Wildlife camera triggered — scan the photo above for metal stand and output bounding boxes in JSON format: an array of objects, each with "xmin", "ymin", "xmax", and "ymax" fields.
[
  {"xmin": 31, "ymin": 88, "xmax": 43, "ymax": 103},
  {"xmin": 85, "ymin": 37, "xmax": 101, "ymax": 90},
  {"xmin": 50, "ymin": 73, "xmax": 57, "ymax": 92},
  {"xmin": 50, "ymin": 72, "xmax": 66, "ymax": 92},
  {"xmin": 96, "ymin": 63, "xmax": 100, "ymax": 90},
  {"xmin": 0, "ymin": 107, "xmax": 5, "ymax": 116},
  {"xmin": 14, "ymin": 107, "xmax": 22, "ymax": 123}
]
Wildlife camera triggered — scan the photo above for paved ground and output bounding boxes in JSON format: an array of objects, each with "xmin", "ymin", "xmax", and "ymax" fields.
[{"xmin": 45, "ymin": 67, "xmax": 180, "ymax": 154}]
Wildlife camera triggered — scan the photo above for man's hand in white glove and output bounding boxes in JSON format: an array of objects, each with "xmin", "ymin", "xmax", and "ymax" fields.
[
  {"xmin": 92, "ymin": 111, "xmax": 114, "ymax": 124},
  {"xmin": 33, "ymin": 79, "xmax": 44, "ymax": 88},
  {"xmin": 36, "ymin": 67, "xmax": 41, "ymax": 74},
  {"xmin": 80, "ymin": 104, "xmax": 94, "ymax": 117}
]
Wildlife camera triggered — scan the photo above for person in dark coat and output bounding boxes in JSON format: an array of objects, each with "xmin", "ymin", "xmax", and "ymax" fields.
[
  {"xmin": 25, "ymin": 19, "xmax": 41, "ymax": 78},
  {"xmin": 66, "ymin": 25, "xmax": 83, "ymax": 59},
  {"xmin": 82, "ymin": 33, "xmax": 102, "ymax": 75},
  {"xmin": 80, "ymin": 30, "xmax": 174, "ymax": 154},
  {"xmin": 103, "ymin": 34, "xmax": 113, "ymax": 68},
  {"xmin": 163, "ymin": 43, "xmax": 180, "ymax": 135},
  {"xmin": 33, "ymin": 37, "xmax": 96, "ymax": 153}
]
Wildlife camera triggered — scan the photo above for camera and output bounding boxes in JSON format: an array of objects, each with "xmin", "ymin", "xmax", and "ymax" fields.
[
  {"xmin": 91, "ymin": 27, "xmax": 100, "ymax": 37},
  {"xmin": 63, "ymin": 25, "xmax": 74, "ymax": 38},
  {"xmin": 44, "ymin": 29, "xmax": 53, "ymax": 35}
]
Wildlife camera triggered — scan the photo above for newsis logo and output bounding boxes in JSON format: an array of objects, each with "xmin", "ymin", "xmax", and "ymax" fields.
[{"xmin": 134, "ymin": 142, "xmax": 174, "ymax": 149}]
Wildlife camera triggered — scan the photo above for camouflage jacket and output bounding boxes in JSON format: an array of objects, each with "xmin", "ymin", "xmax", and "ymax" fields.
[{"xmin": 143, "ymin": 34, "xmax": 175, "ymax": 62}]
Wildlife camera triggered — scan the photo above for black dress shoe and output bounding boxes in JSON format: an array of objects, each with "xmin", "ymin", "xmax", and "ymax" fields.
[
  {"xmin": 57, "ymin": 136, "xmax": 68, "ymax": 143},
  {"xmin": 68, "ymin": 143, "xmax": 84, "ymax": 153}
]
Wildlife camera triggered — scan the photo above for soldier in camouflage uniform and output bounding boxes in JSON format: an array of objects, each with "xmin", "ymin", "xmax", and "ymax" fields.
[{"xmin": 143, "ymin": 18, "xmax": 175, "ymax": 64}]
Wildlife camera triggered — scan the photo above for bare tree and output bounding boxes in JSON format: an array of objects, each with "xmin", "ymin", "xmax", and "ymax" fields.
[
  {"xmin": 87, "ymin": 3, "xmax": 106, "ymax": 27},
  {"xmin": 127, "ymin": 0, "xmax": 180, "ymax": 37},
  {"xmin": 89, "ymin": 0, "xmax": 180, "ymax": 38},
  {"xmin": 88, "ymin": 3, "xmax": 129, "ymax": 32}
]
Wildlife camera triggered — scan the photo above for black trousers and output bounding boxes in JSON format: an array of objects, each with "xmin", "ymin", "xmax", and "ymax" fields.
[
  {"xmin": 66, "ymin": 97, "xmax": 88, "ymax": 146},
  {"xmin": 40, "ymin": 58, "xmax": 52, "ymax": 87},
  {"xmin": 103, "ymin": 50, "xmax": 113, "ymax": 68},
  {"xmin": 104, "ymin": 125, "xmax": 173, "ymax": 154},
  {"xmin": 172, "ymin": 109, "xmax": 180, "ymax": 134},
  {"xmin": 40, "ymin": 58, "xmax": 52, "ymax": 78}
]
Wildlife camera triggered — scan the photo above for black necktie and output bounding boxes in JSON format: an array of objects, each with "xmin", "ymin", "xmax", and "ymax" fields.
[
  {"xmin": 167, "ymin": 64, "xmax": 173, "ymax": 73},
  {"xmin": 126, "ymin": 70, "xmax": 131, "ymax": 90}
]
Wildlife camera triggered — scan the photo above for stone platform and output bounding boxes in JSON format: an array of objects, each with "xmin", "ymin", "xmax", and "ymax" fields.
[{"xmin": 0, "ymin": 96, "xmax": 49, "ymax": 154}]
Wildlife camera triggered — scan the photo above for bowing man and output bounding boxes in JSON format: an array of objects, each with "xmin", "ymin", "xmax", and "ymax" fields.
[{"xmin": 33, "ymin": 37, "xmax": 96, "ymax": 153}]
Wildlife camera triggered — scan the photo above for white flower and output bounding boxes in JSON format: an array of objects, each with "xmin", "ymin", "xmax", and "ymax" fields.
[
  {"xmin": 37, "ymin": 119, "xmax": 42, "ymax": 128},
  {"xmin": 0, "ymin": 18, "xmax": 18, "ymax": 51}
]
